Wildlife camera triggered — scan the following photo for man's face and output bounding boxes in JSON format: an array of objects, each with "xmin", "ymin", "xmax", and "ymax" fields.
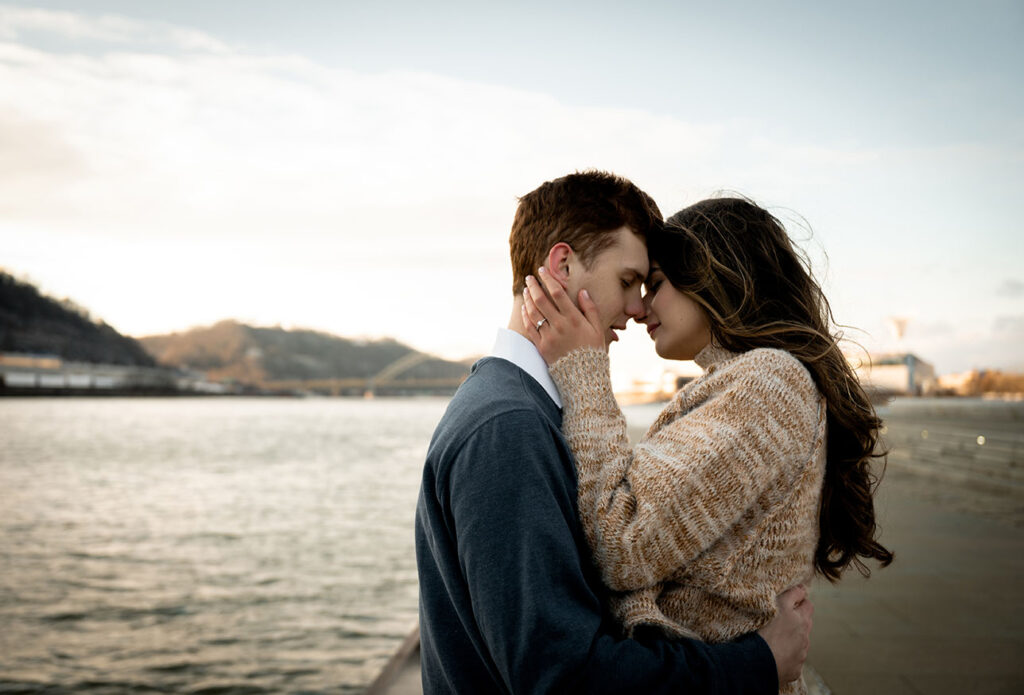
[{"xmin": 565, "ymin": 226, "xmax": 649, "ymax": 345}]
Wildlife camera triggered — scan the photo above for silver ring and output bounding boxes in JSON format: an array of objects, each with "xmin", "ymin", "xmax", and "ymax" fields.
[{"xmin": 536, "ymin": 318, "xmax": 547, "ymax": 330}]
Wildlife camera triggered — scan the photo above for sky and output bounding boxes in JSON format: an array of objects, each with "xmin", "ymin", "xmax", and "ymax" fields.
[{"xmin": 1, "ymin": 0, "xmax": 1022, "ymax": 385}]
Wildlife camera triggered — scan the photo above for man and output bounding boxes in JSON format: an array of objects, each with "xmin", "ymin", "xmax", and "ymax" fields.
[{"xmin": 415, "ymin": 171, "xmax": 812, "ymax": 694}]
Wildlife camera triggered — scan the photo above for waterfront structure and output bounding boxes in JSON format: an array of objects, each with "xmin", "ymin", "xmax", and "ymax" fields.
[
  {"xmin": 0, "ymin": 352, "xmax": 210, "ymax": 394},
  {"xmin": 853, "ymin": 352, "xmax": 937, "ymax": 396},
  {"xmin": 0, "ymin": 350, "xmax": 463, "ymax": 397}
]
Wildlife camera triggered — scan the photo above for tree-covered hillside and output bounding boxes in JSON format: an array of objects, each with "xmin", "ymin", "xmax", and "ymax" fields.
[
  {"xmin": 138, "ymin": 320, "xmax": 471, "ymax": 385},
  {"xmin": 0, "ymin": 272, "xmax": 156, "ymax": 366}
]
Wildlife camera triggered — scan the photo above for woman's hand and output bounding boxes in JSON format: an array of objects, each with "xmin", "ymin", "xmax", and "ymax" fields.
[{"xmin": 520, "ymin": 266, "xmax": 606, "ymax": 364}]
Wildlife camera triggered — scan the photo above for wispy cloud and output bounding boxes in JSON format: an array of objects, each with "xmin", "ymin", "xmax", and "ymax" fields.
[
  {"xmin": 996, "ymin": 279, "xmax": 1024, "ymax": 298},
  {"xmin": 0, "ymin": 10, "xmax": 728, "ymax": 234},
  {"xmin": 0, "ymin": 5, "xmax": 230, "ymax": 52},
  {"xmin": 993, "ymin": 315, "xmax": 1024, "ymax": 333},
  {"xmin": 0, "ymin": 8, "xmax": 730, "ymax": 353},
  {"xmin": 0, "ymin": 5, "xmax": 1019, "ymax": 373}
]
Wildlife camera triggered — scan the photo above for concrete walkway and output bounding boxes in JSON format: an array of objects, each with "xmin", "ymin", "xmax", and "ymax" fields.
[
  {"xmin": 371, "ymin": 399, "xmax": 1024, "ymax": 694},
  {"xmin": 807, "ymin": 465, "xmax": 1024, "ymax": 694},
  {"xmin": 375, "ymin": 466, "xmax": 1024, "ymax": 695}
]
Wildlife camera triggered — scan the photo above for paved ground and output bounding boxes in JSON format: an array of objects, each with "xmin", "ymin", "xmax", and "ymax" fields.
[
  {"xmin": 373, "ymin": 400, "xmax": 1024, "ymax": 694},
  {"xmin": 370, "ymin": 469, "xmax": 1024, "ymax": 694},
  {"xmin": 806, "ymin": 465, "xmax": 1024, "ymax": 694}
]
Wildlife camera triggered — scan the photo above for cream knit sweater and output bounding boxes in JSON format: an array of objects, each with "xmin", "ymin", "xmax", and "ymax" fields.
[{"xmin": 549, "ymin": 344, "xmax": 826, "ymax": 694}]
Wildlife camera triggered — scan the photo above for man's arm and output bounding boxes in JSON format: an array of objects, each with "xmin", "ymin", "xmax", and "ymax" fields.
[{"xmin": 445, "ymin": 409, "xmax": 782, "ymax": 694}]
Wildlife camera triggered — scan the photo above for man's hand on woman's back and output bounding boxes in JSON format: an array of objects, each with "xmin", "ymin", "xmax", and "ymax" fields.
[{"xmin": 757, "ymin": 584, "xmax": 814, "ymax": 685}]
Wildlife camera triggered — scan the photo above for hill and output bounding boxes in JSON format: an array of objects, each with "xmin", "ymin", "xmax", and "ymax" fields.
[
  {"xmin": 138, "ymin": 320, "xmax": 471, "ymax": 386},
  {"xmin": 0, "ymin": 271, "xmax": 156, "ymax": 366}
]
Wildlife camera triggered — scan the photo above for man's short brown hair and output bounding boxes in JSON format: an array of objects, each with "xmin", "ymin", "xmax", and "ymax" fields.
[{"xmin": 509, "ymin": 170, "xmax": 663, "ymax": 294}]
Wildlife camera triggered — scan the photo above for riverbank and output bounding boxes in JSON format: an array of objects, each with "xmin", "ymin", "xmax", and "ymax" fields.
[
  {"xmin": 808, "ymin": 464, "xmax": 1023, "ymax": 693},
  {"xmin": 368, "ymin": 398, "xmax": 1024, "ymax": 694},
  {"xmin": 366, "ymin": 465, "xmax": 1024, "ymax": 695}
]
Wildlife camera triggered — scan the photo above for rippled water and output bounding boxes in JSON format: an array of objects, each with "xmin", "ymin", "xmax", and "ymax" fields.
[{"xmin": 0, "ymin": 397, "xmax": 450, "ymax": 694}]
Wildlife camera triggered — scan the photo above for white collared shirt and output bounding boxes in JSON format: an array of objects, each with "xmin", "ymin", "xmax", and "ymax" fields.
[{"xmin": 491, "ymin": 328, "xmax": 563, "ymax": 409}]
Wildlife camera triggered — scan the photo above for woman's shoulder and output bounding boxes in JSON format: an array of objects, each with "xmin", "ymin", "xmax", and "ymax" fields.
[{"xmin": 718, "ymin": 347, "xmax": 818, "ymax": 398}]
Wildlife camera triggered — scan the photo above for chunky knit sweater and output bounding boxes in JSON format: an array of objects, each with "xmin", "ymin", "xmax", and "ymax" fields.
[{"xmin": 549, "ymin": 344, "xmax": 826, "ymax": 694}]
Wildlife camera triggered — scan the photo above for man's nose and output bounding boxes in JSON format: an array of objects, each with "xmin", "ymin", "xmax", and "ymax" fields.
[
  {"xmin": 636, "ymin": 293, "xmax": 652, "ymax": 322},
  {"xmin": 627, "ymin": 292, "xmax": 647, "ymax": 321}
]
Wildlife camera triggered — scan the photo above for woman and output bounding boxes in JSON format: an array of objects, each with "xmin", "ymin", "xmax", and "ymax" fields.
[{"xmin": 521, "ymin": 196, "xmax": 892, "ymax": 693}]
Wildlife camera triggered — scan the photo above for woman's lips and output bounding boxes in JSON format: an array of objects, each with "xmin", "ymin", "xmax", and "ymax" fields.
[{"xmin": 646, "ymin": 322, "xmax": 660, "ymax": 337}]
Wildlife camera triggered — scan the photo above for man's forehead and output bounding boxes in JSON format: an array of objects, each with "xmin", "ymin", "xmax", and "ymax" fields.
[
  {"xmin": 613, "ymin": 243, "xmax": 649, "ymax": 278},
  {"xmin": 600, "ymin": 227, "xmax": 648, "ymax": 270}
]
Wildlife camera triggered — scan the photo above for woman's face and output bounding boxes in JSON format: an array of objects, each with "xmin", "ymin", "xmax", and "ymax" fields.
[{"xmin": 640, "ymin": 264, "xmax": 712, "ymax": 361}]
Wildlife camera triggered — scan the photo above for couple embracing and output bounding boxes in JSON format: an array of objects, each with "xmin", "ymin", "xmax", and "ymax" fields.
[{"xmin": 415, "ymin": 171, "xmax": 892, "ymax": 694}]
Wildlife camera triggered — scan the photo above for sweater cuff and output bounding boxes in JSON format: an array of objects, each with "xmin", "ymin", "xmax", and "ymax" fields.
[{"xmin": 548, "ymin": 347, "xmax": 616, "ymax": 413}]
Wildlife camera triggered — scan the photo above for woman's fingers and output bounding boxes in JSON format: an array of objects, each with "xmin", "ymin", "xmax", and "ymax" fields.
[
  {"xmin": 524, "ymin": 274, "xmax": 559, "ymax": 323},
  {"xmin": 537, "ymin": 267, "xmax": 574, "ymax": 313},
  {"xmin": 521, "ymin": 271, "xmax": 607, "ymax": 361},
  {"xmin": 577, "ymin": 288, "xmax": 603, "ymax": 333},
  {"xmin": 521, "ymin": 304, "xmax": 540, "ymax": 342},
  {"xmin": 522, "ymin": 281, "xmax": 547, "ymax": 328}
]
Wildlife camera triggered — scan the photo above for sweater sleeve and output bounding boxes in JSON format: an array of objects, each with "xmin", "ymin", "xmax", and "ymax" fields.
[{"xmin": 549, "ymin": 346, "xmax": 820, "ymax": 592}]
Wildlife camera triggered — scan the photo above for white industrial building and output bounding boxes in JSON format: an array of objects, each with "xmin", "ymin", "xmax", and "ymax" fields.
[{"xmin": 854, "ymin": 352, "xmax": 937, "ymax": 396}]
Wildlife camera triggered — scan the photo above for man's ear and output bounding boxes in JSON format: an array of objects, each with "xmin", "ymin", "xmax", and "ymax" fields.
[{"xmin": 544, "ymin": 243, "xmax": 573, "ymax": 289}]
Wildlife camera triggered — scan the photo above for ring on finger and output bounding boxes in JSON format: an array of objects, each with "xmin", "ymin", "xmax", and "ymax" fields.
[{"xmin": 536, "ymin": 318, "xmax": 547, "ymax": 330}]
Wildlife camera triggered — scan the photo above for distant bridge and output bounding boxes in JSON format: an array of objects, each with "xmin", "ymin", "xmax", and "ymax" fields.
[{"xmin": 261, "ymin": 352, "xmax": 467, "ymax": 396}]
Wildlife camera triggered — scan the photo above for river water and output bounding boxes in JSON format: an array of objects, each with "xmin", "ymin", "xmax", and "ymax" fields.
[
  {"xmin": 0, "ymin": 397, "xmax": 451, "ymax": 694},
  {"xmin": 0, "ymin": 396, "xmax": 664, "ymax": 694}
]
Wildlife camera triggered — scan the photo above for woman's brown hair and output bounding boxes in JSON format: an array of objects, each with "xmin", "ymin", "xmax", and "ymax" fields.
[{"xmin": 652, "ymin": 196, "xmax": 893, "ymax": 581}]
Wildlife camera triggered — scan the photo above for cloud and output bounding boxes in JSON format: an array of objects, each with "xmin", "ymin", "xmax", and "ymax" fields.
[
  {"xmin": 993, "ymin": 315, "xmax": 1024, "ymax": 334},
  {"xmin": 908, "ymin": 320, "xmax": 955, "ymax": 338},
  {"xmin": 0, "ymin": 8, "xmax": 723, "ymax": 356},
  {"xmin": 1, "ymin": 5, "xmax": 1017, "ymax": 373},
  {"xmin": 996, "ymin": 279, "xmax": 1024, "ymax": 298},
  {"xmin": 0, "ymin": 5, "xmax": 230, "ymax": 52},
  {"xmin": 0, "ymin": 110, "xmax": 88, "ymax": 212},
  {"xmin": 0, "ymin": 6, "xmax": 149, "ymax": 43},
  {"xmin": 0, "ymin": 13, "xmax": 728, "ymax": 239}
]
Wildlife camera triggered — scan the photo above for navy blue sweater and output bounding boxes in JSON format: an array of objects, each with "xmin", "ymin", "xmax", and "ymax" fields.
[{"xmin": 415, "ymin": 357, "xmax": 777, "ymax": 694}]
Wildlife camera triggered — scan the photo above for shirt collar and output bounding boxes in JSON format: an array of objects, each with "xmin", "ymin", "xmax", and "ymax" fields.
[{"xmin": 491, "ymin": 328, "xmax": 563, "ymax": 409}]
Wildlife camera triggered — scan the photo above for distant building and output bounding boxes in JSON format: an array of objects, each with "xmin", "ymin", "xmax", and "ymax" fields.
[
  {"xmin": 0, "ymin": 352, "xmax": 63, "ymax": 370},
  {"xmin": 0, "ymin": 351, "xmax": 181, "ymax": 394},
  {"xmin": 853, "ymin": 352, "xmax": 937, "ymax": 396},
  {"xmin": 614, "ymin": 367, "xmax": 700, "ymax": 404},
  {"xmin": 938, "ymin": 369, "xmax": 1024, "ymax": 397},
  {"xmin": 937, "ymin": 370, "xmax": 977, "ymax": 395}
]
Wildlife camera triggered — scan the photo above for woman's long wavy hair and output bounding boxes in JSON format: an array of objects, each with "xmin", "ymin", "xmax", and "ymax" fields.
[{"xmin": 652, "ymin": 196, "xmax": 893, "ymax": 581}]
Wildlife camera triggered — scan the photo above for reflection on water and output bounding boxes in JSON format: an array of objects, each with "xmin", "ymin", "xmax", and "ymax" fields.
[{"xmin": 0, "ymin": 397, "xmax": 450, "ymax": 694}]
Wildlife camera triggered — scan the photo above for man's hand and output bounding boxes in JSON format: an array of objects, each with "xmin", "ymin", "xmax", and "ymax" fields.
[{"xmin": 757, "ymin": 584, "xmax": 813, "ymax": 685}]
